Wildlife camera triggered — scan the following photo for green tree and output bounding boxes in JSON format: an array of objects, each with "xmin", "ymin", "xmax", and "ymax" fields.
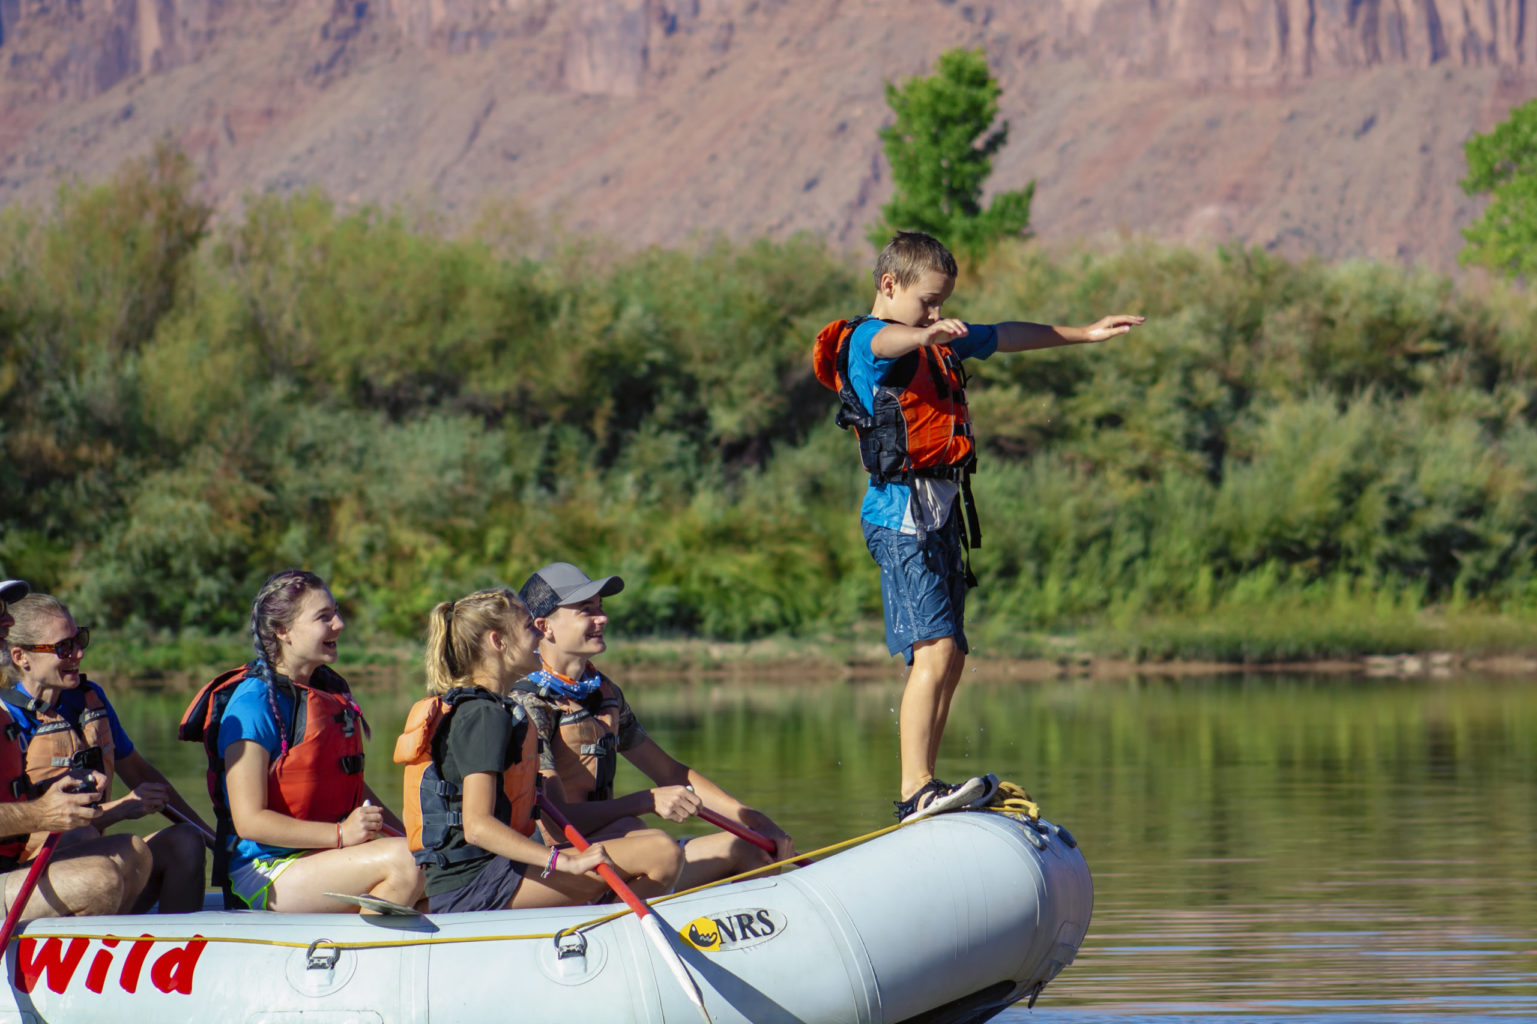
[
  {"xmin": 867, "ymin": 47, "xmax": 1033, "ymax": 258},
  {"xmin": 1460, "ymin": 97, "xmax": 1537, "ymax": 278}
]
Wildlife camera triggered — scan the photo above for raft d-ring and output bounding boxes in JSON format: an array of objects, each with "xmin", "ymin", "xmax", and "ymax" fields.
[
  {"xmin": 1049, "ymin": 822, "xmax": 1077, "ymax": 848},
  {"xmin": 305, "ymin": 939, "xmax": 341, "ymax": 971},
  {"xmin": 1024, "ymin": 826, "xmax": 1046, "ymax": 850},
  {"xmin": 555, "ymin": 930, "xmax": 588, "ymax": 960}
]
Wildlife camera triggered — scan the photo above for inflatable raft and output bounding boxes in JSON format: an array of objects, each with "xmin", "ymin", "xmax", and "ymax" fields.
[{"xmin": 2, "ymin": 807, "xmax": 1091, "ymax": 1023}]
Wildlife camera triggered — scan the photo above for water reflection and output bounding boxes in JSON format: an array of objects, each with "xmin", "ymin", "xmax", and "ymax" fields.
[{"xmin": 114, "ymin": 669, "xmax": 1537, "ymax": 1020}]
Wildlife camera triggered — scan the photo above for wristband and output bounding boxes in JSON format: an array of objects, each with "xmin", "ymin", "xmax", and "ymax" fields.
[
  {"xmin": 336, "ymin": 822, "xmax": 343, "ymax": 849},
  {"xmin": 542, "ymin": 848, "xmax": 559, "ymax": 878}
]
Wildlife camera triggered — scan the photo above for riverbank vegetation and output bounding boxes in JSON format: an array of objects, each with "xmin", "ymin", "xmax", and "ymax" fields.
[{"xmin": 5, "ymin": 146, "xmax": 1537, "ymax": 676}]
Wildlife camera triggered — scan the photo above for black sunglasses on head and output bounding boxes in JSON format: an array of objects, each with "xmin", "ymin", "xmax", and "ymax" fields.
[{"xmin": 13, "ymin": 627, "xmax": 92, "ymax": 660}]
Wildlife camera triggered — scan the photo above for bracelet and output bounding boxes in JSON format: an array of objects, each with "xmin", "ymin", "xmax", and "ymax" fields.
[
  {"xmin": 335, "ymin": 822, "xmax": 343, "ymax": 850},
  {"xmin": 541, "ymin": 848, "xmax": 559, "ymax": 878}
]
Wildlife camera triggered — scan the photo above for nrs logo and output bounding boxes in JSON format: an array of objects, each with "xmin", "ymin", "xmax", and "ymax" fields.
[{"xmin": 680, "ymin": 909, "xmax": 786, "ymax": 952}]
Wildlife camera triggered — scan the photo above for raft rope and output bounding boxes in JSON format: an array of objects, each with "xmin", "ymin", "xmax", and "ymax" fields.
[
  {"xmin": 983, "ymin": 779, "xmax": 1041, "ymax": 822},
  {"xmin": 17, "ymin": 782, "xmax": 1043, "ymax": 953}
]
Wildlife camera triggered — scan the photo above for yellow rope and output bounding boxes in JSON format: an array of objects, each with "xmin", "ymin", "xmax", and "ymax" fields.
[{"xmin": 981, "ymin": 779, "xmax": 1041, "ymax": 822}]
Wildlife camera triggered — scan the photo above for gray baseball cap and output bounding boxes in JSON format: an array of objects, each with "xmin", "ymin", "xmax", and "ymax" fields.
[
  {"xmin": 0, "ymin": 580, "xmax": 28, "ymax": 604},
  {"xmin": 518, "ymin": 563, "xmax": 624, "ymax": 620}
]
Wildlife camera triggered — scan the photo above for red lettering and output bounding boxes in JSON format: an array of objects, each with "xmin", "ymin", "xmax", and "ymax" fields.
[
  {"xmin": 118, "ymin": 935, "xmax": 154, "ymax": 993},
  {"xmin": 148, "ymin": 937, "xmax": 206, "ymax": 995},
  {"xmin": 14, "ymin": 936, "xmax": 89, "ymax": 994},
  {"xmin": 84, "ymin": 947, "xmax": 115, "ymax": 994}
]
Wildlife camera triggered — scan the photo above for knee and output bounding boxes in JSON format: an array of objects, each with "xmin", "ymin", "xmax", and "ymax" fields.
[
  {"xmin": 640, "ymin": 829, "xmax": 685, "ymax": 884},
  {"xmin": 67, "ymin": 855, "xmax": 134, "ymax": 917},
  {"xmin": 98, "ymin": 834, "xmax": 153, "ymax": 887},
  {"xmin": 164, "ymin": 825, "xmax": 208, "ymax": 872},
  {"xmin": 385, "ymin": 839, "xmax": 424, "ymax": 883}
]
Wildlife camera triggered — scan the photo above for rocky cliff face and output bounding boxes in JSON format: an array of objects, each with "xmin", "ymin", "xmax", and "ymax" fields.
[
  {"xmin": 1, "ymin": 0, "xmax": 1534, "ymax": 269},
  {"xmin": 6, "ymin": 0, "xmax": 1533, "ymax": 101}
]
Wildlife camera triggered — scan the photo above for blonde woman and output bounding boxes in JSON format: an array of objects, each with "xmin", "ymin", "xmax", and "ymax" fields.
[{"xmin": 398, "ymin": 586, "xmax": 682, "ymax": 912}]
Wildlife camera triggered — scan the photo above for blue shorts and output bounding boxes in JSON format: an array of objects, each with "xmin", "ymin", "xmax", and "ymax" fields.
[
  {"xmin": 428, "ymin": 856, "xmax": 525, "ymax": 913},
  {"xmin": 862, "ymin": 516, "xmax": 969, "ymax": 664}
]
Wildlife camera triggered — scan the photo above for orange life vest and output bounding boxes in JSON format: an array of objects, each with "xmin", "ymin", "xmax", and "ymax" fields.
[
  {"xmin": 513, "ymin": 672, "xmax": 623, "ymax": 802},
  {"xmin": 393, "ymin": 687, "xmax": 538, "ymax": 869},
  {"xmin": 812, "ymin": 316, "xmax": 977, "ymax": 485},
  {"xmin": 1, "ymin": 681, "xmax": 115, "ymax": 792},
  {"xmin": 0, "ymin": 704, "xmax": 32, "ymax": 871},
  {"xmin": 179, "ymin": 663, "xmax": 368, "ymax": 892}
]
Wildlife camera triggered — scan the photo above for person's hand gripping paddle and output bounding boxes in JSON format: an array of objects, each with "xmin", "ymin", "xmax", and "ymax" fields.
[{"xmin": 536, "ymin": 795, "xmax": 711, "ymax": 1023}]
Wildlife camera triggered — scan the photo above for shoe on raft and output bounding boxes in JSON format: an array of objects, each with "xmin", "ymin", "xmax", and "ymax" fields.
[{"xmin": 894, "ymin": 774, "xmax": 999, "ymax": 822}]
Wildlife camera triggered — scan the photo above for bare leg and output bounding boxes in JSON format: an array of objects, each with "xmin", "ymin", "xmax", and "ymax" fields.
[
  {"xmin": 927, "ymin": 649, "xmax": 967, "ymax": 771},
  {"xmin": 514, "ymin": 828, "xmax": 683, "ymax": 908},
  {"xmin": 674, "ymin": 833, "xmax": 768, "ymax": 890},
  {"xmin": 131, "ymin": 824, "xmax": 208, "ymax": 913},
  {"xmin": 265, "ymin": 838, "xmax": 425, "ymax": 913},
  {"xmin": 3, "ymin": 835, "xmax": 152, "ymax": 919},
  {"xmin": 900, "ymin": 636, "xmax": 964, "ymax": 801}
]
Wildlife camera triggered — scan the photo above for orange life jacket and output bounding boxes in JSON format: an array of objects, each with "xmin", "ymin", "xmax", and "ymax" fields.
[
  {"xmin": 0, "ymin": 681, "xmax": 115, "ymax": 792},
  {"xmin": 393, "ymin": 687, "xmax": 538, "ymax": 869},
  {"xmin": 812, "ymin": 316, "xmax": 977, "ymax": 485},
  {"xmin": 0, "ymin": 704, "xmax": 32, "ymax": 871},
  {"xmin": 513, "ymin": 672, "xmax": 623, "ymax": 802},
  {"xmin": 179, "ymin": 663, "xmax": 369, "ymax": 893}
]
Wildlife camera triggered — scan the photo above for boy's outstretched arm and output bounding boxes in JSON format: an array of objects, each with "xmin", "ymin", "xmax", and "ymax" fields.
[{"xmin": 995, "ymin": 314, "xmax": 1144, "ymax": 352}]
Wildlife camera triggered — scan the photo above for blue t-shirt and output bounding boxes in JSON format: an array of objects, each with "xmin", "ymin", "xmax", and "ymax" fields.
[
  {"xmin": 0, "ymin": 680, "xmax": 135, "ymax": 765},
  {"xmin": 217, "ymin": 674, "xmax": 301, "ymax": 868},
  {"xmin": 845, "ymin": 317, "xmax": 998, "ymax": 531}
]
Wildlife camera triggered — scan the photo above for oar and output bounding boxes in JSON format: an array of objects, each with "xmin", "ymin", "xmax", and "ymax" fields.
[
  {"xmin": 693, "ymin": 806, "xmax": 813, "ymax": 867},
  {"xmin": 0, "ymin": 832, "xmax": 61, "ymax": 950},
  {"xmin": 161, "ymin": 806, "xmax": 217, "ymax": 849},
  {"xmin": 537, "ymin": 795, "xmax": 712, "ymax": 1024}
]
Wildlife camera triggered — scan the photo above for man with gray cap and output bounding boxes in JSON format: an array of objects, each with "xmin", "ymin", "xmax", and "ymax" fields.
[
  {"xmin": 513, "ymin": 562, "xmax": 795, "ymax": 889},
  {"xmin": 0, "ymin": 579, "xmax": 153, "ymax": 918}
]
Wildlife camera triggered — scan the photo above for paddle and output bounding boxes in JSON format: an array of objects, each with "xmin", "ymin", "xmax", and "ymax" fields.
[
  {"xmin": 325, "ymin": 891, "xmax": 420, "ymax": 915},
  {"xmin": 0, "ymin": 832, "xmax": 61, "ymax": 951},
  {"xmin": 693, "ymin": 806, "xmax": 812, "ymax": 868},
  {"xmin": 536, "ymin": 795, "xmax": 712, "ymax": 1024},
  {"xmin": 684, "ymin": 788, "xmax": 810, "ymax": 868},
  {"xmin": 161, "ymin": 806, "xmax": 217, "ymax": 849}
]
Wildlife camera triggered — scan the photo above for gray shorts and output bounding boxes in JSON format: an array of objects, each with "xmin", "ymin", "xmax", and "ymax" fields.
[{"xmin": 428, "ymin": 856, "xmax": 525, "ymax": 913}]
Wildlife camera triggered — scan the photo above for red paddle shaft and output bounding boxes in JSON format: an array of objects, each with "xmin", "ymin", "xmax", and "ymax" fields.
[
  {"xmin": 694, "ymin": 805, "xmax": 812, "ymax": 868},
  {"xmin": 535, "ymin": 794, "xmax": 712, "ymax": 1022},
  {"xmin": 0, "ymin": 833, "xmax": 61, "ymax": 949}
]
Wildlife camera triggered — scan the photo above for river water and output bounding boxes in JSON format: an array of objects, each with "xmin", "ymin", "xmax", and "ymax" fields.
[{"xmin": 112, "ymin": 668, "xmax": 1537, "ymax": 1022}]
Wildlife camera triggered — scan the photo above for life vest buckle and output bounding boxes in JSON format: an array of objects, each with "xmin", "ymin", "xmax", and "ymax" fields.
[{"xmin": 338, "ymin": 753, "xmax": 365, "ymax": 775}]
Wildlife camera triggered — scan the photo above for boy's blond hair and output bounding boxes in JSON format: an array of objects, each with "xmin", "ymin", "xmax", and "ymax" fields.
[{"xmin": 873, "ymin": 231, "xmax": 958, "ymax": 289}]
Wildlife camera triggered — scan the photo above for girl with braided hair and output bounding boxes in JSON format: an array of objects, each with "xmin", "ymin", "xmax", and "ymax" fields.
[{"xmin": 212, "ymin": 570, "xmax": 423, "ymax": 912}]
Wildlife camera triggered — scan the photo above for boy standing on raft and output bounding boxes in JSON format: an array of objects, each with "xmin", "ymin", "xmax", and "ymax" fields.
[{"xmin": 814, "ymin": 231, "xmax": 1142, "ymax": 820}]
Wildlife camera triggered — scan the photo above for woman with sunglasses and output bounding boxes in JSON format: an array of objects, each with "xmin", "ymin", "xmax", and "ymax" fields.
[{"xmin": 2, "ymin": 591, "xmax": 210, "ymax": 912}]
